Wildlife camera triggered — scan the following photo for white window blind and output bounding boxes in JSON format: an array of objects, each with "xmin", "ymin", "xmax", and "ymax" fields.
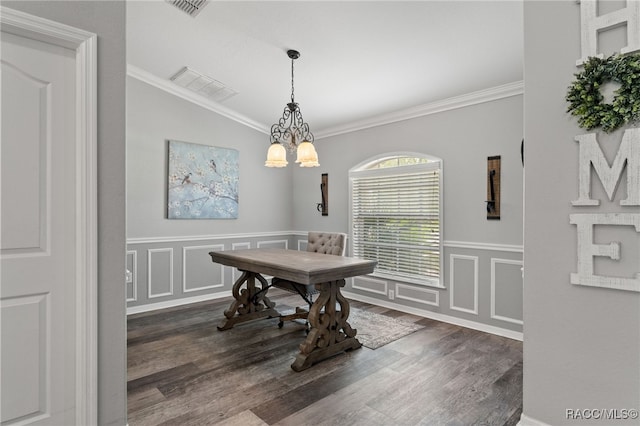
[{"xmin": 350, "ymin": 161, "xmax": 442, "ymax": 286}]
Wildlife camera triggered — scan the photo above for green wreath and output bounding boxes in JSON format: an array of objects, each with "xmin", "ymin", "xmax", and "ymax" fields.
[{"xmin": 566, "ymin": 53, "xmax": 640, "ymax": 133}]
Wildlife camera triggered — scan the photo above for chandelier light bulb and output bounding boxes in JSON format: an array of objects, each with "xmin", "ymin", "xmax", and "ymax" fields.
[
  {"xmin": 296, "ymin": 141, "xmax": 319, "ymax": 167},
  {"xmin": 265, "ymin": 143, "xmax": 288, "ymax": 167}
]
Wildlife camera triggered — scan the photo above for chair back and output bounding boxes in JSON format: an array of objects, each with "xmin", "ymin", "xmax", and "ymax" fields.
[{"xmin": 306, "ymin": 232, "xmax": 347, "ymax": 256}]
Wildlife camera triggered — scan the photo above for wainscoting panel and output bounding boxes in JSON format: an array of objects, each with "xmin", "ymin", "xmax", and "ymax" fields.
[
  {"xmin": 127, "ymin": 233, "xmax": 297, "ymax": 313},
  {"xmin": 257, "ymin": 239, "xmax": 288, "ymax": 249},
  {"xmin": 449, "ymin": 254, "xmax": 479, "ymax": 315},
  {"xmin": 352, "ymin": 276, "xmax": 388, "ymax": 296},
  {"xmin": 183, "ymin": 244, "xmax": 225, "ymax": 293},
  {"xmin": 231, "ymin": 242, "xmax": 250, "ymax": 250},
  {"xmin": 126, "ymin": 250, "xmax": 137, "ymax": 302},
  {"xmin": 491, "ymin": 258, "xmax": 524, "ymax": 325},
  {"xmin": 147, "ymin": 248, "xmax": 173, "ymax": 299},
  {"xmin": 345, "ymin": 241, "xmax": 523, "ymax": 337},
  {"xmin": 231, "ymin": 242, "xmax": 251, "ymax": 283},
  {"xmin": 396, "ymin": 283, "xmax": 440, "ymax": 306},
  {"xmin": 128, "ymin": 234, "xmax": 523, "ymax": 339}
]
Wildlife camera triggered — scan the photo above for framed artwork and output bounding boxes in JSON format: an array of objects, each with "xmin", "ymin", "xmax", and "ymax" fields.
[{"xmin": 167, "ymin": 140, "xmax": 239, "ymax": 219}]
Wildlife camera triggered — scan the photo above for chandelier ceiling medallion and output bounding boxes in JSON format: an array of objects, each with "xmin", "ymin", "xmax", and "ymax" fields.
[{"xmin": 265, "ymin": 49, "xmax": 319, "ymax": 168}]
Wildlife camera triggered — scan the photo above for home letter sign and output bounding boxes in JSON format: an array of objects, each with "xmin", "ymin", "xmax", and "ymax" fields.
[
  {"xmin": 578, "ymin": 0, "xmax": 640, "ymax": 65},
  {"xmin": 570, "ymin": 1, "xmax": 640, "ymax": 292},
  {"xmin": 572, "ymin": 129, "xmax": 640, "ymax": 206},
  {"xmin": 570, "ymin": 213, "xmax": 640, "ymax": 292}
]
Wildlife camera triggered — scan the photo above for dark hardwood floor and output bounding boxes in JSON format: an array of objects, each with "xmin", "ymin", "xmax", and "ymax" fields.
[{"xmin": 127, "ymin": 289, "xmax": 522, "ymax": 426}]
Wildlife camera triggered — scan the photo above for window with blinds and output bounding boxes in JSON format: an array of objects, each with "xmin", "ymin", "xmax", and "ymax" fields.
[{"xmin": 349, "ymin": 156, "xmax": 442, "ymax": 287}]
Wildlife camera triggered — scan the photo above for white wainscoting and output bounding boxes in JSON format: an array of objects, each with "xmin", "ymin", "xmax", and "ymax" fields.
[
  {"xmin": 352, "ymin": 275, "xmax": 388, "ymax": 296},
  {"xmin": 343, "ymin": 290, "xmax": 523, "ymax": 341},
  {"xmin": 491, "ymin": 258, "xmax": 524, "ymax": 325},
  {"xmin": 128, "ymin": 233, "xmax": 295, "ymax": 314},
  {"xmin": 395, "ymin": 283, "xmax": 440, "ymax": 307},
  {"xmin": 147, "ymin": 248, "xmax": 174, "ymax": 299},
  {"xmin": 257, "ymin": 239, "xmax": 288, "ymax": 249},
  {"xmin": 128, "ymin": 235, "xmax": 524, "ymax": 341},
  {"xmin": 127, "ymin": 291, "xmax": 232, "ymax": 315},
  {"xmin": 449, "ymin": 254, "xmax": 479, "ymax": 315},
  {"xmin": 231, "ymin": 242, "xmax": 251, "ymax": 283},
  {"xmin": 126, "ymin": 250, "xmax": 137, "ymax": 302},
  {"xmin": 182, "ymin": 244, "xmax": 225, "ymax": 293},
  {"xmin": 231, "ymin": 242, "xmax": 250, "ymax": 250}
]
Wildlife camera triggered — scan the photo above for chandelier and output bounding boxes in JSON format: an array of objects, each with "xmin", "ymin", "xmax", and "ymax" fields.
[{"xmin": 265, "ymin": 49, "xmax": 319, "ymax": 168}]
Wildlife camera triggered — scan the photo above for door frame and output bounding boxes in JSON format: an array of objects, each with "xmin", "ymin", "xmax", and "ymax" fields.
[{"xmin": 1, "ymin": 7, "xmax": 98, "ymax": 424}]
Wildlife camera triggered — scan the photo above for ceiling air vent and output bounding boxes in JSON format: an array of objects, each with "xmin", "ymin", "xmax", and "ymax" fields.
[
  {"xmin": 166, "ymin": 0, "xmax": 208, "ymax": 17},
  {"xmin": 170, "ymin": 67, "xmax": 238, "ymax": 103}
]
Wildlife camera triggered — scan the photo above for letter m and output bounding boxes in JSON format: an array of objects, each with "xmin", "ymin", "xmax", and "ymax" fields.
[{"xmin": 573, "ymin": 128, "xmax": 640, "ymax": 206}]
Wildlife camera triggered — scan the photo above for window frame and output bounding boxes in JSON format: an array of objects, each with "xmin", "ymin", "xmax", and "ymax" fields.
[{"xmin": 349, "ymin": 152, "xmax": 444, "ymax": 289}]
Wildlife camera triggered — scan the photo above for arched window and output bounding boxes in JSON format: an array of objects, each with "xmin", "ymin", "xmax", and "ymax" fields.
[{"xmin": 349, "ymin": 153, "xmax": 443, "ymax": 287}]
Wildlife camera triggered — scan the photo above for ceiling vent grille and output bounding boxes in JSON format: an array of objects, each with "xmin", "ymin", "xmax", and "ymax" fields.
[
  {"xmin": 170, "ymin": 67, "xmax": 238, "ymax": 103},
  {"xmin": 166, "ymin": 0, "xmax": 208, "ymax": 17}
]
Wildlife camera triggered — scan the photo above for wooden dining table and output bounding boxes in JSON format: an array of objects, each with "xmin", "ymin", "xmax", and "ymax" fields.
[{"xmin": 209, "ymin": 248, "xmax": 376, "ymax": 371}]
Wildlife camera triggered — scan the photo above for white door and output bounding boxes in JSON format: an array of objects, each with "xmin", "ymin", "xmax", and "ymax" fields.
[{"xmin": 1, "ymin": 10, "xmax": 97, "ymax": 425}]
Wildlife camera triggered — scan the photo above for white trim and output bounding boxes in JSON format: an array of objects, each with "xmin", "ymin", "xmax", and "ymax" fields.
[
  {"xmin": 127, "ymin": 64, "xmax": 268, "ymax": 135},
  {"xmin": 127, "ymin": 290, "xmax": 232, "ymax": 315},
  {"xmin": 182, "ymin": 244, "xmax": 225, "ymax": 293},
  {"xmin": 127, "ymin": 60, "xmax": 522, "ymax": 142},
  {"xmin": 127, "ymin": 230, "xmax": 295, "ymax": 245},
  {"xmin": 316, "ymin": 81, "xmax": 524, "ymax": 139},
  {"xmin": 491, "ymin": 258, "xmax": 524, "ymax": 325},
  {"xmin": 517, "ymin": 414, "xmax": 553, "ymax": 426},
  {"xmin": 257, "ymin": 239, "xmax": 288, "ymax": 249},
  {"xmin": 231, "ymin": 242, "xmax": 251, "ymax": 250},
  {"xmin": 449, "ymin": 254, "xmax": 479, "ymax": 315},
  {"xmin": 349, "ymin": 153, "xmax": 444, "ymax": 288},
  {"xmin": 395, "ymin": 283, "xmax": 440, "ymax": 307},
  {"xmin": 147, "ymin": 248, "xmax": 174, "ymax": 299},
  {"xmin": 173, "ymin": 236, "xmax": 525, "ymax": 254},
  {"xmin": 352, "ymin": 276, "xmax": 388, "ymax": 296},
  {"xmin": 342, "ymin": 291, "xmax": 522, "ymax": 341},
  {"xmin": 126, "ymin": 251, "xmax": 138, "ymax": 303},
  {"xmin": 1, "ymin": 7, "xmax": 99, "ymax": 424},
  {"xmin": 444, "ymin": 240, "xmax": 524, "ymax": 253}
]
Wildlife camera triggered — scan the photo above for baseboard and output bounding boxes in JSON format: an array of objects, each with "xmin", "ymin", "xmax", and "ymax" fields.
[
  {"xmin": 127, "ymin": 288, "xmax": 523, "ymax": 341},
  {"xmin": 126, "ymin": 291, "xmax": 232, "ymax": 315},
  {"xmin": 342, "ymin": 291, "xmax": 523, "ymax": 341},
  {"xmin": 517, "ymin": 414, "xmax": 553, "ymax": 426}
]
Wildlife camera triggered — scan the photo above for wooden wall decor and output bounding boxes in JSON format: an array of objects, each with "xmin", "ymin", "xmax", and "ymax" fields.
[
  {"xmin": 317, "ymin": 173, "xmax": 328, "ymax": 216},
  {"xmin": 486, "ymin": 156, "xmax": 501, "ymax": 220}
]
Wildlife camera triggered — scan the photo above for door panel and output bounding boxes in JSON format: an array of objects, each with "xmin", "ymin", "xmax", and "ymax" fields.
[{"xmin": 1, "ymin": 30, "xmax": 76, "ymax": 425}]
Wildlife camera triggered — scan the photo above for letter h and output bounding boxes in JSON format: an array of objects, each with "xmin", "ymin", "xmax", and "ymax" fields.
[{"xmin": 578, "ymin": 0, "xmax": 640, "ymax": 66}]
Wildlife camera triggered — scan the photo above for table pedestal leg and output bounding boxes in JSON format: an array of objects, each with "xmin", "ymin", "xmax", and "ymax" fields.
[
  {"xmin": 217, "ymin": 270, "xmax": 280, "ymax": 331},
  {"xmin": 291, "ymin": 279, "xmax": 361, "ymax": 371}
]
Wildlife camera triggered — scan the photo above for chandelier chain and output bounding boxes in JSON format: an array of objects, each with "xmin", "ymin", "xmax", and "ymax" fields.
[{"xmin": 290, "ymin": 55, "xmax": 295, "ymax": 104}]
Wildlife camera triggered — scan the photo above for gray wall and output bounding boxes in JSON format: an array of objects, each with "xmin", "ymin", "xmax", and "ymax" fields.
[
  {"xmin": 127, "ymin": 76, "xmax": 293, "ymax": 238},
  {"xmin": 293, "ymin": 94, "xmax": 525, "ymax": 336},
  {"xmin": 523, "ymin": 1, "xmax": 640, "ymax": 424},
  {"xmin": 127, "ymin": 76, "xmax": 525, "ymax": 337},
  {"xmin": 293, "ymin": 95, "xmax": 525, "ymax": 245},
  {"xmin": 126, "ymin": 76, "xmax": 298, "ymax": 311},
  {"xmin": 2, "ymin": 1, "xmax": 127, "ymax": 424}
]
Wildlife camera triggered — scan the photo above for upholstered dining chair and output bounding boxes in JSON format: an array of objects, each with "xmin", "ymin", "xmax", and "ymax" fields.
[{"xmin": 272, "ymin": 231, "xmax": 348, "ymax": 329}]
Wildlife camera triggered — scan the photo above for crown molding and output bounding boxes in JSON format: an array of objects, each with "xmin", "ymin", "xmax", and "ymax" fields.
[
  {"xmin": 315, "ymin": 80, "xmax": 524, "ymax": 139},
  {"xmin": 126, "ymin": 64, "xmax": 269, "ymax": 135},
  {"xmin": 128, "ymin": 63, "xmax": 523, "ymax": 140}
]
